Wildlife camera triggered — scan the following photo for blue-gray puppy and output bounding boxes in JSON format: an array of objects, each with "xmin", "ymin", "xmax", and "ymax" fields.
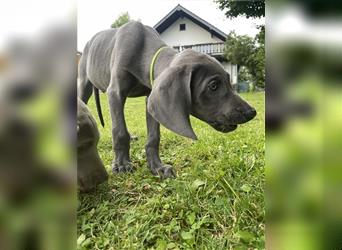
[
  {"xmin": 78, "ymin": 21, "xmax": 256, "ymax": 178},
  {"xmin": 77, "ymin": 99, "xmax": 108, "ymax": 191}
]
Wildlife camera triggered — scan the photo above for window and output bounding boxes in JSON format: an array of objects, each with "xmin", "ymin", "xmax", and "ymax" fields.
[{"xmin": 179, "ymin": 23, "xmax": 186, "ymax": 31}]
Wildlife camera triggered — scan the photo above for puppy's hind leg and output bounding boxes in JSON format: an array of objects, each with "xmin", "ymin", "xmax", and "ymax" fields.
[
  {"xmin": 145, "ymin": 97, "xmax": 176, "ymax": 179},
  {"xmin": 77, "ymin": 51, "xmax": 93, "ymax": 104},
  {"xmin": 78, "ymin": 79, "xmax": 93, "ymax": 104}
]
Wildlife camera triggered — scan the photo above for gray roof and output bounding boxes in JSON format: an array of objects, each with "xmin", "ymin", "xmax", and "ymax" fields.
[{"xmin": 154, "ymin": 4, "xmax": 227, "ymax": 42}]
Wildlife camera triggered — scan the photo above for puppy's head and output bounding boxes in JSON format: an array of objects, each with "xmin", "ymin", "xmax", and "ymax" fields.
[
  {"xmin": 147, "ymin": 49, "xmax": 256, "ymax": 140},
  {"xmin": 77, "ymin": 99, "xmax": 108, "ymax": 192}
]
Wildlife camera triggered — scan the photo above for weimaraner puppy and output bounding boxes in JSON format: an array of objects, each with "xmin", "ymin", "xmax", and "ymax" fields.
[
  {"xmin": 78, "ymin": 21, "xmax": 256, "ymax": 178},
  {"xmin": 77, "ymin": 98, "xmax": 108, "ymax": 191}
]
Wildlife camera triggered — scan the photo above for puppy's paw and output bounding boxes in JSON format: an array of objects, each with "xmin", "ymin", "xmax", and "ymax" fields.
[
  {"xmin": 112, "ymin": 162, "xmax": 135, "ymax": 173},
  {"xmin": 151, "ymin": 165, "xmax": 176, "ymax": 179}
]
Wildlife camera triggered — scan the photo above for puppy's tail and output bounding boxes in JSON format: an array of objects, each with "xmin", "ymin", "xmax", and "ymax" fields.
[{"xmin": 93, "ymin": 86, "xmax": 105, "ymax": 127}]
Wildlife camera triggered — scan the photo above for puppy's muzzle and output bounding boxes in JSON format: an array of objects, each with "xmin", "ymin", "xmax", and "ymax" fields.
[
  {"xmin": 231, "ymin": 107, "xmax": 257, "ymax": 124},
  {"xmin": 242, "ymin": 108, "xmax": 257, "ymax": 122},
  {"xmin": 208, "ymin": 107, "xmax": 256, "ymax": 133}
]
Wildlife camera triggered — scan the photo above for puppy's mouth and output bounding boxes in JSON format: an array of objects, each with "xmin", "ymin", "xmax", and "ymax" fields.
[{"xmin": 208, "ymin": 121, "xmax": 238, "ymax": 133}]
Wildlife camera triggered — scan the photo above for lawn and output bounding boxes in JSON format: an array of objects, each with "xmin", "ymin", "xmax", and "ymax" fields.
[{"xmin": 77, "ymin": 92, "xmax": 265, "ymax": 249}]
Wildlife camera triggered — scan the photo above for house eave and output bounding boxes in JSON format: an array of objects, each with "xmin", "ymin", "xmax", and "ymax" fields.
[{"xmin": 154, "ymin": 4, "xmax": 227, "ymax": 42}]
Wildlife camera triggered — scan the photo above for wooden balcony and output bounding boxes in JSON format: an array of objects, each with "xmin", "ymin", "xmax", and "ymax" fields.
[{"xmin": 173, "ymin": 42, "xmax": 225, "ymax": 56}]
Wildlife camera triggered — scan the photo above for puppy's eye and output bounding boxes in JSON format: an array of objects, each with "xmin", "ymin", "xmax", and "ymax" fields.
[{"xmin": 208, "ymin": 81, "xmax": 218, "ymax": 91}]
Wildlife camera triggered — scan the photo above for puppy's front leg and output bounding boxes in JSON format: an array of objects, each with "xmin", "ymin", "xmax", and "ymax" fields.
[
  {"xmin": 107, "ymin": 88, "xmax": 134, "ymax": 173},
  {"xmin": 145, "ymin": 97, "xmax": 175, "ymax": 178}
]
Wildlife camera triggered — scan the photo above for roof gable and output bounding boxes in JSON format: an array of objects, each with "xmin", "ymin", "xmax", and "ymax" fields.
[{"xmin": 154, "ymin": 4, "xmax": 227, "ymax": 42}]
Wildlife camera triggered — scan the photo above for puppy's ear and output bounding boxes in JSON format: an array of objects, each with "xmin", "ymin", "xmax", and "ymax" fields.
[{"xmin": 147, "ymin": 65, "xmax": 197, "ymax": 140}]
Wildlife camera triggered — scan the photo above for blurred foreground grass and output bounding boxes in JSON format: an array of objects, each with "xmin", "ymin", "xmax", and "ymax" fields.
[{"xmin": 266, "ymin": 75, "xmax": 342, "ymax": 250}]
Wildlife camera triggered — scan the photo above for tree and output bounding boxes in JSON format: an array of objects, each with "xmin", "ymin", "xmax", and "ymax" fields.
[
  {"xmin": 215, "ymin": 0, "xmax": 265, "ymax": 88},
  {"xmin": 224, "ymin": 31, "xmax": 265, "ymax": 88},
  {"xmin": 238, "ymin": 66, "xmax": 253, "ymax": 82},
  {"xmin": 255, "ymin": 24, "xmax": 265, "ymax": 45},
  {"xmin": 224, "ymin": 32, "xmax": 255, "ymax": 66},
  {"xmin": 215, "ymin": 0, "xmax": 265, "ymax": 19},
  {"xmin": 111, "ymin": 12, "xmax": 131, "ymax": 28}
]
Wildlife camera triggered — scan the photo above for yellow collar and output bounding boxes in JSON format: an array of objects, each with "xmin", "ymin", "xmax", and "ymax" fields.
[{"xmin": 149, "ymin": 46, "xmax": 168, "ymax": 87}]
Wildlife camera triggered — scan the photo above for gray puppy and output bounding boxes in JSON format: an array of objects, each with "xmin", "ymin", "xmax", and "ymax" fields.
[
  {"xmin": 77, "ymin": 98, "xmax": 108, "ymax": 191},
  {"xmin": 78, "ymin": 21, "xmax": 256, "ymax": 178}
]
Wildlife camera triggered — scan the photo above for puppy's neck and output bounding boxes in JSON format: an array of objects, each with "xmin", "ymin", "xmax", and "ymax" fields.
[{"xmin": 153, "ymin": 47, "xmax": 177, "ymax": 80}]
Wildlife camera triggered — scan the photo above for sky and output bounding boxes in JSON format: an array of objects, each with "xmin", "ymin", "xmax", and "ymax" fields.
[
  {"xmin": 0, "ymin": 0, "xmax": 75, "ymax": 50},
  {"xmin": 0, "ymin": 0, "xmax": 264, "ymax": 52},
  {"xmin": 77, "ymin": 0, "xmax": 265, "ymax": 51},
  {"xmin": 1, "ymin": 0, "xmax": 341, "ymax": 53}
]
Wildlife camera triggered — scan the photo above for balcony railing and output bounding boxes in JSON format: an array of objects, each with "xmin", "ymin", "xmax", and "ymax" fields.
[{"xmin": 173, "ymin": 42, "xmax": 225, "ymax": 55}]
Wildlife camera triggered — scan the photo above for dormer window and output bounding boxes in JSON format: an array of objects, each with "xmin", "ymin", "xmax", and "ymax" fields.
[{"xmin": 179, "ymin": 23, "xmax": 186, "ymax": 31}]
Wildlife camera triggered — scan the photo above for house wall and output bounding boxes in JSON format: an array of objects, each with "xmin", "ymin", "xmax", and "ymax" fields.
[
  {"xmin": 159, "ymin": 17, "xmax": 222, "ymax": 46},
  {"xmin": 221, "ymin": 61, "xmax": 238, "ymax": 85},
  {"xmin": 157, "ymin": 14, "xmax": 239, "ymax": 85}
]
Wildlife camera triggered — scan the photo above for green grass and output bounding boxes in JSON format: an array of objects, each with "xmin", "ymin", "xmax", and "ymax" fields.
[{"xmin": 77, "ymin": 92, "xmax": 265, "ymax": 249}]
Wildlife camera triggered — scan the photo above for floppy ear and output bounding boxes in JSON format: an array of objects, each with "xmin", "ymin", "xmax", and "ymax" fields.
[{"xmin": 147, "ymin": 65, "xmax": 197, "ymax": 140}]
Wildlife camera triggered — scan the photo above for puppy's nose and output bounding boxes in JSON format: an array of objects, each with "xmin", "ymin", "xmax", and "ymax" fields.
[{"xmin": 244, "ymin": 108, "xmax": 257, "ymax": 121}]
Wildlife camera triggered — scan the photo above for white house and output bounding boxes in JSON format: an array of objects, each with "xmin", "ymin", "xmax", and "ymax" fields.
[{"xmin": 154, "ymin": 4, "xmax": 238, "ymax": 85}]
